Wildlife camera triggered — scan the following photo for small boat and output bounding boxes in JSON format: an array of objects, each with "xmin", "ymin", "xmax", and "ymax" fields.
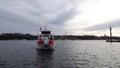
[{"xmin": 37, "ymin": 27, "xmax": 55, "ymax": 50}]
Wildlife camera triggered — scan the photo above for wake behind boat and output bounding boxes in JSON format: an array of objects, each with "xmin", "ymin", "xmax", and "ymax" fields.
[{"xmin": 37, "ymin": 27, "xmax": 55, "ymax": 50}]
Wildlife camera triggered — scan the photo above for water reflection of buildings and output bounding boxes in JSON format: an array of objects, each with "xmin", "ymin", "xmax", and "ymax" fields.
[{"xmin": 36, "ymin": 49, "xmax": 54, "ymax": 68}]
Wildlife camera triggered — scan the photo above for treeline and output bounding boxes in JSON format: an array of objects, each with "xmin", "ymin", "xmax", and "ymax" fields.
[
  {"xmin": 0, "ymin": 33, "xmax": 120, "ymax": 40},
  {"xmin": 0, "ymin": 33, "xmax": 37, "ymax": 40},
  {"xmin": 55, "ymin": 35, "xmax": 120, "ymax": 40},
  {"xmin": 54, "ymin": 35, "xmax": 108, "ymax": 40}
]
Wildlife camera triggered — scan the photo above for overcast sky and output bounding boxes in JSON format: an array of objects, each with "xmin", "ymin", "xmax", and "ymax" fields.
[{"xmin": 0, "ymin": 0, "xmax": 120, "ymax": 36}]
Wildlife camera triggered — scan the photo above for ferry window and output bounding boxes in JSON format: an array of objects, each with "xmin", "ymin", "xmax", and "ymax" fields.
[
  {"xmin": 43, "ymin": 35, "xmax": 49, "ymax": 37},
  {"xmin": 41, "ymin": 31, "xmax": 51, "ymax": 34}
]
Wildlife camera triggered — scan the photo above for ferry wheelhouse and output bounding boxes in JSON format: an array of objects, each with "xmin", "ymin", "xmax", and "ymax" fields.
[{"xmin": 37, "ymin": 28, "xmax": 55, "ymax": 49}]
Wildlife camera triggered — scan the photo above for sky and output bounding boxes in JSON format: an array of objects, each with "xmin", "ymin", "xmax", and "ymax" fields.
[{"xmin": 0, "ymin": 0, "xmax": 120, "ymax": 36}]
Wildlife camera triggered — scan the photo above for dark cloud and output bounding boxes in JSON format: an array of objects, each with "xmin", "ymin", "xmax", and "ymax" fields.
[
  {"xmin": 48, "ymin": 8, "xmax": 76, "ymax": 25},
  {"xmin": 0, "ymin": 9, "xmax": 39, "ymax": 33},
  {"xmin": 0, "ymin": 0, "xmax": 80, "ymax": 35},
  {"xmin": 84, "ymin": 20, "xmax": 120, "ymax": 31}
]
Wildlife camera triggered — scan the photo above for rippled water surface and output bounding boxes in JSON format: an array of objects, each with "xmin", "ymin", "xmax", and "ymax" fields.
[{"xmin": 0, "ymin": 40, "xmax": 120, "ymax": 68}]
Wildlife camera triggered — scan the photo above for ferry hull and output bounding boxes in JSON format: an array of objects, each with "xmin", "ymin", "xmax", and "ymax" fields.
[{"xmin": 37, "ymin": 45, "xmax": 55, "ymax": 50}]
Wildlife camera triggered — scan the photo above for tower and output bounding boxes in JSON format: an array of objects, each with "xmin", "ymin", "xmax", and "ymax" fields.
[{"xmin": 110, "ymin": 26, "xmax": 112, "ymax": 42}]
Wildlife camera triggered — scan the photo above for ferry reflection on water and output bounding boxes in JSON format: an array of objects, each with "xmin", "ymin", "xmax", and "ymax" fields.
[{"xmin": 36, "ymin": 49, "xmax": 54, "ymax": 68}]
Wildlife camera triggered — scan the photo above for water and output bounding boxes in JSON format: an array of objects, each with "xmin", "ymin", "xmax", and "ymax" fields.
[{"xmin": 0, "ymin": 40, "xmax": 120, "ymax": 68}]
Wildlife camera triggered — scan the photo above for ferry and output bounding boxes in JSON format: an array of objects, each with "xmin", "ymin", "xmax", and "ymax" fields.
[{"xmin": 37, "ymin": 27, "xmax": 55, "ymax": 50}]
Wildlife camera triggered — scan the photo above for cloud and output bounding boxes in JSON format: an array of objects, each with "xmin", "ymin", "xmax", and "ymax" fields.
[
  {"xmin": 84, "ymin": 19, "xmax": 120, "ymax": 31},
  {"xmin": 48, "ymin": 8, "xmax": 76, "ymax": 26},
  {"xmin": 0, "ymin": 0, "xmax": 78, "ymax": 23},
  {"xmin": 0, "ymin": 9, "xmax": 39, "ymax": 33},
  {"xmin": 0, "ymin": 0, "xmax": 80, "ymax": 35}
]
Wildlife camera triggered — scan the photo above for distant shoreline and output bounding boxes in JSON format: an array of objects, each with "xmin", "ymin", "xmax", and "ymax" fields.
[{"xmin": 0, "ymin": 33, "xmax": 120, "ymax": 40}]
